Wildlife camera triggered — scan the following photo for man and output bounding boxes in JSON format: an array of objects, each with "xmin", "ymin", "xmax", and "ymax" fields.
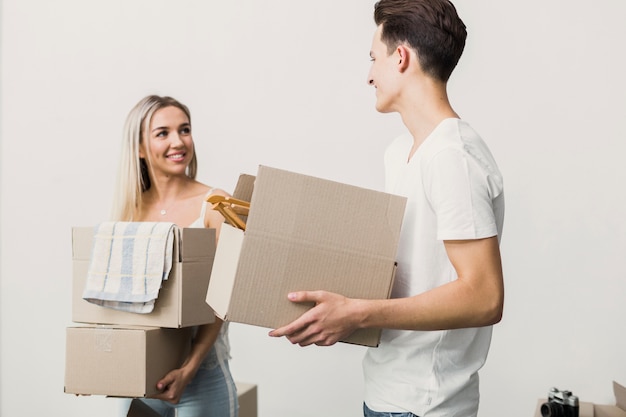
[{"xmin": 270, "ymin": 1, "xmax": 505, "ymax": 416}]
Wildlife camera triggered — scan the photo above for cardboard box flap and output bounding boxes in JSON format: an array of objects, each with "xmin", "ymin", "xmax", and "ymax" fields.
[
  {"xmin": 596, "ymin": 382, "xmax": 626, "ymax": 417},
  {"xmin": 233, "ymin": 174, "xmax": 255, "ymax": 202},
  {"xmin": 615, "ymin": 381, "xmax": 626, "ymax": 411},
  {"xmin": 248, "ymin": 165, "xmax": 405, "ymax": 259},
  {"xmin": 179, "ymin": 228, "xmax": 215, "ymax": 262},
  {"xmin": 205, "ymin": 224, "xmax": 245, "ymax": 321}
]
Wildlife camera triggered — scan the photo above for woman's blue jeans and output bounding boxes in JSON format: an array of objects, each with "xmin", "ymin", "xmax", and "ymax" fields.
[{"xmin": 121, "ymin": 347, "xmax": 238, "ymax": 417}]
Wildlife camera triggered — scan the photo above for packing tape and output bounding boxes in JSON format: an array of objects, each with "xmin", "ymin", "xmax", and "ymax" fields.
[{"xmin": 94, "ymin": 328, "xmax": 113, "ymax": 352}]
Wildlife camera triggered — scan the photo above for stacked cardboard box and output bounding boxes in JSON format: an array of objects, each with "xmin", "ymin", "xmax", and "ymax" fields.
[
  {"xmin": 65, "ymin": 226, "xmax": 218, "ymax": 398},
  {"xmin": 71, "ymin": 227, "xmax": 217, "ymax": 328},
  {"xmin": 66, "ymin": 164, "xmax": 406, "ymax": 415}
]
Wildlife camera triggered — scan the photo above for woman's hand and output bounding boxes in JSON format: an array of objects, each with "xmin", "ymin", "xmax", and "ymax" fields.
[{"xmin": 151, "ymin": 366, "xmax": 196, "ymax": 404}]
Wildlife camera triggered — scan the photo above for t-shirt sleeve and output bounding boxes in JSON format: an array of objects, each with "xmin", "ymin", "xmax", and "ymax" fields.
[{"xmin": 425, "ymin": 148, "xmax": 499, "ymax": 240}]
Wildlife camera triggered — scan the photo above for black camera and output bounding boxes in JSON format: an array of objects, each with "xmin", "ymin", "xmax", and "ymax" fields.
[{"xmin": 540, "ymin": 387, "xmax": 579, "ymax": 417}]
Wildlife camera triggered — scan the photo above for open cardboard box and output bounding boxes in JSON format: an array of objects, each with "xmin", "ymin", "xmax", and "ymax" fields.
[
  {"xmin": 65, "ymin": 325, "xmax": 192, "ymax": 397},
  {"xmin": 72, "ymin": 227, "xmax": 216, "ymax": 328},
  {"xmin": 206, "ymin": 166, "xmax": 406, "ymax": 347},
  {"xmin": 534, "ymin": 381, "xmax": 626, "ymax": 417}
]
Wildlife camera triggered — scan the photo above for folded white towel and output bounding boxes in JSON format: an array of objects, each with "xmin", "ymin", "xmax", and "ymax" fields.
[{"xmin": 82, "ymin": 221, "xmax": 178, "ymax": 313}]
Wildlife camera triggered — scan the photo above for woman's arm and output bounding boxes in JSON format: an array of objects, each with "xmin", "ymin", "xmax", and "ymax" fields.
[
  {"xmin": 151, "ymin": 320, "xmax": 223, "ymax": 404},
  {"xmin": 151, "ymin": 190, "xmax": 230, "ymax": 403}
]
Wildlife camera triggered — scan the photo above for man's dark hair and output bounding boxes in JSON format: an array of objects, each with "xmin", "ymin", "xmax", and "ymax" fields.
[{"xmin": 374, "ymin": 0, "xmax": 467, "ymax": 82}]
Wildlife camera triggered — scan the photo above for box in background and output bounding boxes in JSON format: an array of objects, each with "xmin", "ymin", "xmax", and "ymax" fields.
[
  {"xmin": 65, "ymin": 325, "xmax": 191, "ymax": 398},
  {"xmin": 236, "ymin": 382, "xmax": 258, "ymax": 417},
  {"xmin": 127, "ymin": 399, "xmax": 162, "ymax": 417},
  {"xmin": 125, "ymin": 382, "xmax": 257, "ymax": 417},
  {"xmin": 206, "ymin": 166, "xmax": 406, "ymax": 347},
  {"xmin": 534, "ymin": 381, "xmax": 626, "ymax": 417},
  {"xmin": 72, "ymin": 227, "xmax": 216, "ymax": 328}
]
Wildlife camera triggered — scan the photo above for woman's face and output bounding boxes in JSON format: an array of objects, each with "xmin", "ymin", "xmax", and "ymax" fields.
[{"xmin": 140, "ymin": 105, "xmax": 194, "ymax": 177}]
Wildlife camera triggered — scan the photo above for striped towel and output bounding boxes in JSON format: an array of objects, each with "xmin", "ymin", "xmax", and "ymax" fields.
[{"xmin": 82, "ymin": 221, "xmax": 178, "ymax": 314}]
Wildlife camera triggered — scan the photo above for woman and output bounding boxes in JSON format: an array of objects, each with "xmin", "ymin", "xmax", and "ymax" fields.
[{"xmin": 112, "ymin": 95, "xmax": 238, "ymax": 417}]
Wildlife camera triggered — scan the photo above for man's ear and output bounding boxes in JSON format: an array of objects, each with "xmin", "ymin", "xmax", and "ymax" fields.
[{"xmin": 397, "ymin": 45, "xmax": 411, "ymax": 72}]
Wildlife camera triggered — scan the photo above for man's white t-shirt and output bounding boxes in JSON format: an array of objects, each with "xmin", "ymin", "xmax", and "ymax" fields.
[{"xmin": 363, "ymin": 118, "xmax": 505, "ymax": 417}]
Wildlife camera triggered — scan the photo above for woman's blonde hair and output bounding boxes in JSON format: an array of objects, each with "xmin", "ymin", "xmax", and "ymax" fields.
[{"xmin": 111, "ymin": 95, "xmax": 197, "ymax": 221}]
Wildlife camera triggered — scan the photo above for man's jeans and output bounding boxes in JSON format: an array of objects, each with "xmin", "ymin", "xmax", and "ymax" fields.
[{"xmin": 364, "ymin": 403, "xmax": 418, "ymax": 417}]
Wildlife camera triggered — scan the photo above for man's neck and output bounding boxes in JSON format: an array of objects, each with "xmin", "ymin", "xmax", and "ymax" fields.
[{"xmin": 398, "ymin": 77, "xmax": 458, "ymax": 158}]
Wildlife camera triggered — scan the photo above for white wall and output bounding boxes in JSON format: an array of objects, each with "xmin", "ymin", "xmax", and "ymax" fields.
[{"xmin": 1, "ymin": 1, "xmax": 625, "ymax": 416}]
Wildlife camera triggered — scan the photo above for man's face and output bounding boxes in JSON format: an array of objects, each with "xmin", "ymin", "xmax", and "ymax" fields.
[{"xmin": 367, "ymin": 25, "xmax": 401, "ymax": 113}]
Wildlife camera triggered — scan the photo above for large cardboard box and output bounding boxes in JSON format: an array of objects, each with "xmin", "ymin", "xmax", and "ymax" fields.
[
  {"xmin": 72, "ymin": 227, "xmax": 216, "ymax": 328},
  {"xmin": 64, "ymin": 325, "xmax": 192, "ymax": 397},
  {"xmin": 533, "ymin": 381, "xmax": 626, "ymax": 417},
  {"xmin": 206, "ymin": 166, "xmax": 406, "ymax": 347}
]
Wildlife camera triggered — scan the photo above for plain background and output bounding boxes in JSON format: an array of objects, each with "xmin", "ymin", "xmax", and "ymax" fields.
[{"xmin": 1, "ymin": 1, "xmax": 625, "ymax": 416}]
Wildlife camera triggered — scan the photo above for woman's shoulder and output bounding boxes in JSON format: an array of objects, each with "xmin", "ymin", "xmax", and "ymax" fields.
[
  {"xmin": 197, "ymin": 183, "xmax": 231, "ymax": 199},
  {"xmin": 187, "ymin": 182, "xmax": 224, "ymax": 200}
]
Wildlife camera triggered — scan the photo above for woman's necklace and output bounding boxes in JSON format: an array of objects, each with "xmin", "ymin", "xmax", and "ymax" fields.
[
  {"xmin": 160, "ymin": 201, "xmax": 176, "ymax": 216},
  {"xmin": 158, "ymin": 195, "xmax": 182, "ymax": 216},
  {"xmin": 154, "ymin": 187, "xmax": 187, "ymax": 216}
]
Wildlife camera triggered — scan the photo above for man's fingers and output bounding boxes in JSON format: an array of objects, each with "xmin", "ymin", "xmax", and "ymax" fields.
[
  {"xmin": 269, "ymin": 290, "xmax": 334, "ymax": 342},
  {"xmin": 288, "ymin": 290, "xmax": 325, "ymax": 304},
  {"xmin": 269, "ymin": 313, "xmax": 312, "ymax": 338}
]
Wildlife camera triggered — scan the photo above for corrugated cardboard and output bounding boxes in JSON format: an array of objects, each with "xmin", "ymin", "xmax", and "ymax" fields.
[
  {"xmin": 64, "ymin": 325, "xmax": 191, "ymax": 397},
  {"xmin": 236, "ymin": 382, "xmax": 258, "ymax": 417},
  {"xmin": 72, "ymin": 227, "xmax": 216, "ymax": 328},
  {"xmin": 206, "ymin": 166, "xmax": 406, "ymax": 347},
  {"xmin": 534, "ymin": 382, "xmax": 626, "ymax": 417}
]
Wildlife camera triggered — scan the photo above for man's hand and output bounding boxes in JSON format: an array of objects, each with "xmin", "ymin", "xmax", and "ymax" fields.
[{"xmin": 269, "ymin": 290, "xmax": 359, "ymax": 347}]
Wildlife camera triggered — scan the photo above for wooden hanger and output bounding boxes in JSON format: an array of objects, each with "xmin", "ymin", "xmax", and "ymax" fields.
[{"xmin": 206, "ymin": 195, "xmax": 250, "ymax": 231}]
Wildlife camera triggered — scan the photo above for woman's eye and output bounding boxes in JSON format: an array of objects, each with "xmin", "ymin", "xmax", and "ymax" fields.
[
  {"xmin": 156, "ymin": 130, "xmax": 168, "ymax": 138},
  {"xmin": 181, "ymin": 127, "xmax": 191, "ymax": 135}
]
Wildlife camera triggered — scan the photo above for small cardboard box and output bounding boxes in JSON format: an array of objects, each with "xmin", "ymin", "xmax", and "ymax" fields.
[
  {"xmin": 72, "ymin": 227, "xmax": 216, "ymax": 328},
  {"xmin": 534, "ymin": 381, "xmax": 626, "ymax": 417},
  {"xmin": 64, "ymin": 325, "xmax": 192, "ymax": 397},
  {"xmin": 206, "ymin": 166, "xmax": 406, "ymax": 347}
]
